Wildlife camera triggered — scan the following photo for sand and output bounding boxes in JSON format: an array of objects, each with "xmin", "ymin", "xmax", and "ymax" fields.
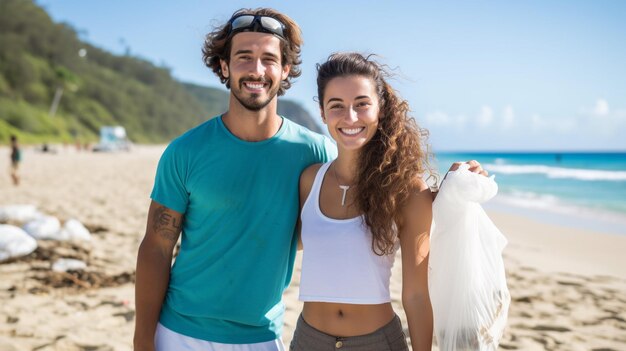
[{"xmin": 1, "ymin": 145, "xmax": 625, "ymax": 350}]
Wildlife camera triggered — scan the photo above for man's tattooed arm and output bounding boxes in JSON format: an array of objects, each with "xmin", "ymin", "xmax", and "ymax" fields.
[
  {"xmin": 134, "ymin": 201, "xmax": 184, "ymax": 348},
  {"xmin": 152, "ymin": 204, "xmax": 183, "ymax": 243},
  {"xmin": 146, "ymin": 201, "xmax": 183, "ymax": 257}
]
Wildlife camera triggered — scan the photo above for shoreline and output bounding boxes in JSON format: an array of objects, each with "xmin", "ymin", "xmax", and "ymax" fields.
[{"xmin": 487, "ymin": 193, "xmax": 626, "ymax": 236}]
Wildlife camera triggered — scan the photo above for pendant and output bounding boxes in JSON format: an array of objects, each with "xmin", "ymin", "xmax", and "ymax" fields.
[{"xmin": 339, "ymin": 185, "xmax": 350, "ymax": 207}]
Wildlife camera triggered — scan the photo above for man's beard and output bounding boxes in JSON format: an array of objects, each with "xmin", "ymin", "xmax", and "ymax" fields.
[{"xmin": 232, "ymin": 78, "xmax": 279, "ymax": 111}]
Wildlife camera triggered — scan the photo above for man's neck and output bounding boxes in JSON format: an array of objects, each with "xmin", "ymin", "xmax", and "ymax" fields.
[{"xmin": 222, "ymin": 97, "xmax": 282, "ymax": 142}]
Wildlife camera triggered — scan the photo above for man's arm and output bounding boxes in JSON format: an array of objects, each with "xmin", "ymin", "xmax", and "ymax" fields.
[{"xmin": 133, "ymin": 200, "xmax": 183, "ymax": 351}]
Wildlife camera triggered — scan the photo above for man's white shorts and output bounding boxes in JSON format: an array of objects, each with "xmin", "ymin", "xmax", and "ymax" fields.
[{"xmin": 155, "ymin": 323, "xmax": 286, "ymax": 351}]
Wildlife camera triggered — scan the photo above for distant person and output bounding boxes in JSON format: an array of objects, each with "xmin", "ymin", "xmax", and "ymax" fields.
[
  {"xmin": 37, "ymin": 142, "xmax": 59, "ymax": 154},
  {"xmin": 10, "ymin": 135, "xmax": 21, "ymax": 186},
  {"xmin": 134, "ymin": 8, "xmax": 485, "ymax": 351}
]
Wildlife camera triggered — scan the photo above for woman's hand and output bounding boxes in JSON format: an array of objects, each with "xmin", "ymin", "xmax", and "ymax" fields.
[{"xmin": 448, "ymin": 160, "xmax": 488, "ymax": 176}]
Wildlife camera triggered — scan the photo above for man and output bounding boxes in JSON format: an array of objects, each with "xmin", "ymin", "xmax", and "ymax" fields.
[{"xmin": 134, "ymin": 8, "xmax": 335, "ymax": 351}]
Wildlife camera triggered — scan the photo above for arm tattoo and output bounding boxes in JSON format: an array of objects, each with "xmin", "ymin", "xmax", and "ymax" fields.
[{"xmin": 152, "ymin": 205, "xmax": 182, "ymax": 243}]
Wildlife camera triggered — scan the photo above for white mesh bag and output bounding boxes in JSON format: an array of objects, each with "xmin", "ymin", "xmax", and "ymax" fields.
[{"xmin": 429, "ymin": 164, "xmax": 510, "ymax": 350}]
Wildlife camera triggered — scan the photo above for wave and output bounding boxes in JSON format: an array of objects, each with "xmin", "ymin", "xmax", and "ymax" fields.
[
  {"xmin": 487, "ymin": 192, "xmax": 626, "ymax": 234},
  {"xmin": 485, "ymin": 164, "xmax": 626, "ymax": 181},
  {"xmin": 492, "ymin": 191, "xmax": 561, "ymax": 211},
  {"xmin": 491, "ymin": 191, "xmax": 626, "ymax": 218}
]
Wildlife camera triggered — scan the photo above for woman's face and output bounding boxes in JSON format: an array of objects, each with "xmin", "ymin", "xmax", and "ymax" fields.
[{"xmin": 321, "ymin": 75, "xmax": 380, "ymax": 152}]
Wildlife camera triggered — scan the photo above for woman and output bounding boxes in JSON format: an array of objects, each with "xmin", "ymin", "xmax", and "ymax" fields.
[{"xmin": 292, "ymin": 53, "xmax": 434, "ymax": 350}]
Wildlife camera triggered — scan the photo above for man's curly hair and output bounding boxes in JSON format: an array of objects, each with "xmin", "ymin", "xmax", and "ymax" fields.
[{"xmin": 202, "ymin": 8, "xmax": 303, "ymax": 96}]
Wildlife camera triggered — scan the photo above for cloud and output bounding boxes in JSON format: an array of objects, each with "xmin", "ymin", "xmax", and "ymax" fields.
[
  {"xmin": 456, "ymin": 114, "xmax": 468, "ymax": 126},
  {"xmin": 593, "ymin": 98, "xmax": 609, "ymax": 116},
  {"xmin": 501, "ymin": 105, "xmax": 514, "ymax": 130},
  {"xmin": 531, "ymin": 113, "xmax": 578, "ymax": 134},
  {"xmin": 578, "ymin": 99, "xmax": 626, "ymax": 137},
  {"xmin": 424, "ymin": 100, "xmax": 625, "ymax": 149},
  {"xmin": 424, "ymin": 111, "xmax": 468, "ymax": 130},
  {"xmin": 425, "ymin": 111, "xmax": 450, "ymax": 126},
  {"xmin": 477, "ymin": 105, "xmax": 493, "ymax": 127},
  {"xmin": 531, "ymin": 114, "xmax": 544, "ymax": 132},
  {"xmin": 427, "ymin": 100, "xmax": 624, "ymax": 142},
  {"xmin": 579, "ymin": 98, "xmax": 612, "ymax": 117},
  {"xmin": 614, "ymin": 109, "xmax": 626, "ymax": 120}
]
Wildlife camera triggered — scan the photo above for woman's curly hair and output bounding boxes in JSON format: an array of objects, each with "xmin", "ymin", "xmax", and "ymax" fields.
[
  {"xmin": 202, "ymin": 8, "xmax": 303, "ymax": 96},
  {"xmin": 317, "ymin": 52, "xmax": 434, "ymax": 255}
]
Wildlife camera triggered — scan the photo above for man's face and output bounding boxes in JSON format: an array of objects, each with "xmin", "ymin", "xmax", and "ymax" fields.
[{"xmin": 220, "ymin": 32, "xmax": 290, "ymax": 111}]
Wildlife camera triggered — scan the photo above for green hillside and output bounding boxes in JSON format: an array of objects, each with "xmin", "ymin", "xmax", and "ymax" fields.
[{"xmin": 0, "ymin": 0, "xmax": 322, "ymax": 144}]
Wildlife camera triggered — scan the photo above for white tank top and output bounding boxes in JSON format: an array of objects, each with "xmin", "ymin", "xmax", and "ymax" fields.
[{"xmin": 298, "ymin": 162, "xmax": 398, "ymax": 304}]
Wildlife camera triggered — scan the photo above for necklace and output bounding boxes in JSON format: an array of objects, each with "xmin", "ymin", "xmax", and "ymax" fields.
[{"xmin": 331, "ymin": 162, "xmax": 354, "ymax": 207}]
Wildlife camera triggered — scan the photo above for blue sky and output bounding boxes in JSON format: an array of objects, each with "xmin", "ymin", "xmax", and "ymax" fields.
[{"xmin": 39, "ymin": 0, "xmax": 626, "ymax": 151}]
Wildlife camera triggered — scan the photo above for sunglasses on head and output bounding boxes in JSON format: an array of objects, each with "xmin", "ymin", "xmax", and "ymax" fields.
[{"xmin": 228, "ymin": 14, "xmax": 286, "ymax": 40}]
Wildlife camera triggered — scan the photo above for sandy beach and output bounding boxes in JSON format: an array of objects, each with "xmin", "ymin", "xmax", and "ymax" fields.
[{"xmin": 1, "ymin": 145, "xmax": 625, "ymax": 350}]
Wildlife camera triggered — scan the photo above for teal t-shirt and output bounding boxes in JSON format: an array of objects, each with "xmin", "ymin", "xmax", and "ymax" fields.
[{"xmin": 151, "ymin": 115, "xmax": 336, "ymax": 343}]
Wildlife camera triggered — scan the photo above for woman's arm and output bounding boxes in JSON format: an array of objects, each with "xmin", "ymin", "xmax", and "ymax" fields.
[{"xmin": 399, "ymin": 180, "xmax": 434, "ymax": 351}]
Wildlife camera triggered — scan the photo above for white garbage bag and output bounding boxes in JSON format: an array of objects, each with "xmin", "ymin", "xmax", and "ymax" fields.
[
  {"xmin": 59, "ymin": 219, "xmax": 91, "ymax": 241},
  {"xmin": 429, "ymin": 164, "xmax": 510, "ymax": 351},
  {"xmin": 0, "ymin": 205, "xmax": 42, "ymax": 223},
  {"xmin": 23, "ymin": 215, "xmax": 62, "ymax": 240},
  {"xmin": 52, "ymin": 258, "xmax": 87, "ymax": 272},
  {"xmin": 0, "ymin": 225, "xmax": 38, "ymax": 261}
]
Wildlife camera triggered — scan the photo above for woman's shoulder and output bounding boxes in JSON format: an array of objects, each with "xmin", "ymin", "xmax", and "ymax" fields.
[
  {"xmin": 396, "ymin": 177, "xmax": 433, "ymax": 231},
  {"xmin": 299, "ymin": 163, "xmax": 325, "ymax": 206},
  {"xmin": 413, "ymin": 177, "xmax": 432, "ymax": 194},
  {"xmin": 405, "ymin": 177, "xmax": 434, "ymax": 210},
  {"xmin": 300, "ymin": 163, "xmax": 324, "ymax": 186}
]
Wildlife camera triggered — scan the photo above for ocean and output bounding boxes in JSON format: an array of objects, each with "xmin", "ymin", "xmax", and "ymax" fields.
[{"xmin": 434, "ymin": 152, "xmax": 626, "ymax": 235}]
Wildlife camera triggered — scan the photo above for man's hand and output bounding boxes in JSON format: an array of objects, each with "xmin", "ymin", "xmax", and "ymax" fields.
[{"xmin": 448, "ymin": 160, "xmax": 488, "ymax": 177}]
